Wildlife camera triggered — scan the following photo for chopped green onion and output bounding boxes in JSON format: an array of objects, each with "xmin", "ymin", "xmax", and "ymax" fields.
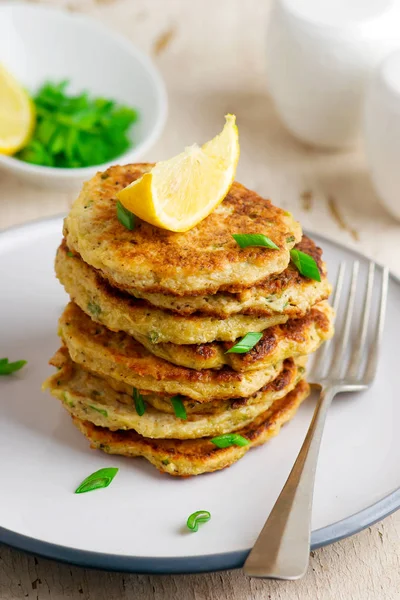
[
  {"xmin": 186, "ymin": 510, "xmax": 211, "ymax": 532},
  {"xmin": 89, "ymin": 405, "xmax": 108, "ymax": 417},
  {"xmin": 232, "ymin": 233, "xmax": 279, "ymax": 250},
  {"xmin": 75, "ymin": 467, "xmax": 118, "ymax": 494},
  {"xmin": 171, "ymin": 396, "xmax": 187, "ymax": 420},
  {"xmin": 133, "ymin": 388, "xmax": 146, "ymax": 416},
  {"xmin": 0, "ymin": 358, "xmax": 27, "ymax": 376},
  {"xmin": 67, "ymin": 251, "xmax": 75, "ymax": 257},
  {"xmin": 290, "ymin": 249, "xmax": 321, "ymax": 281},
  {"xmin": 161, "ymin": 459, "xmax": 170, "ymax": 466},
  {"xmin": 211, "ymin": 434, "xmax": 249, "ymax": 448},
  {"xmin": 286, "ymin": 235, "xmax": 295, "ymax": 244},
  {"xmin": 117, "ymin": 200, "xmax": 136, "ymax": 231},
  {"xmin": 225, "ymin": 332, "xmax": 263, "ymax": 354}
]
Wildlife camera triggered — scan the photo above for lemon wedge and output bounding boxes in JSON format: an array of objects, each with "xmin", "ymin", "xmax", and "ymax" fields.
[
  {"xmin": 0, "ymin": 64, "xmax": 35, "ymax": 155},
  {"xmin": 117, "ymin": 114, "xmax": 239, "ymax": 232}
]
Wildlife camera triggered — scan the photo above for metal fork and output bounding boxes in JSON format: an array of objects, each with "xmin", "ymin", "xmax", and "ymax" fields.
[{"xmin": 243, "ymin": 260, "xmax": 389, "ymax": 580}]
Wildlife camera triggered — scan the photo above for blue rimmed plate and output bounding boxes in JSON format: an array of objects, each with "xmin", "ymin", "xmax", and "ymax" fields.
[{"xmin": 1, "ymin": 217, "xmax": 399, "ymax": 573}]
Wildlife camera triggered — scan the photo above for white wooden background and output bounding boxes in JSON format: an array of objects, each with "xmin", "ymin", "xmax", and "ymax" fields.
[{"xmin": 1, "ymin": 1, "xmax": 400, "ymax": 598}]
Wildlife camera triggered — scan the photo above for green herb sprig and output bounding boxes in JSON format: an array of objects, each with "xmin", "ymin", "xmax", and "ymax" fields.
[
  {"xmin": 290, "ymin": 249, "xmax": 321, "ymax": 281},
  {"xmin": 89, "ymin": 405, "xmax": 108, "ymax": 418},
  {"xmin": 17, "ymin": 81, "xmax": 138, "ymax": 169},
  {"xmin": 171, "ymin": 396, "xmax": 187, "ymax": 420},
  {"xmin": 225, "ymin": 332, "xmax": 263, "ymax": 354},
  {"xmin": 75, "ymin": 467, "xmax": 118, "ymax": 494},
  {"xmin": 211, "ymin": 434, "xmax": 249, "ymax": 448},
  {"xmin": 187, "ymin": 510, "xmax": 211, "ymax": 532},
  {"xmin": 117, "ymin": 200, "xmax": 136, "ymax": 231},
  {"xmin": 133, "ymin": 388, "xmax": 146, "ymax": 416},
  {"xmin": 0, "ymin": 358, "xmax": 27, "ymax": 376},
  {"xmin": 232, "ymin": 233, "xmax": 278, "ymax": 250}
]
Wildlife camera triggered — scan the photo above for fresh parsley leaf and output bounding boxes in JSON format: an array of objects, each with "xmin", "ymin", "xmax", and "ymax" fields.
[{"xmin": 16, "ymin": 80, "xmax": 139, "ymax": 169}]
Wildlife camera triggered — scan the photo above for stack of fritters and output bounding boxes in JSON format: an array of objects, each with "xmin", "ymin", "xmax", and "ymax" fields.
[{"xmin": 44, "ymin": 164, "xmax": 333, "ymax": 476}]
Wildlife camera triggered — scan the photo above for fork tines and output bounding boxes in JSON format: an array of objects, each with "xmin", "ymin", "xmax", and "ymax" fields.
[{"xmin": 310, "ymin": 260, "xmax": 389, "ymax": 387}]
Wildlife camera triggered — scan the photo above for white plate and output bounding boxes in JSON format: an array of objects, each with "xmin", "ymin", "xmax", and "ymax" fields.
[{"xmin": 1, "ymin": 217, "xmax": 399, "ymax": 574}]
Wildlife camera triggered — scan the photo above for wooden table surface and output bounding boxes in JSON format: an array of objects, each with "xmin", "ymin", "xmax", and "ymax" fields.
[{"xmin": 1, "ymin": 1, "xmax": 400, "ymax": 598}]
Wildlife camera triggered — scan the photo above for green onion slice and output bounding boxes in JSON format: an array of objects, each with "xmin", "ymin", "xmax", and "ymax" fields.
[
  {"xmin": 187, "ymin": 510, "xmax": 211, "ymax": 532},
  {"xmin": 89, "ymin": 405, "xmax": 108, "ymax": 417},
  {"xmin": 133, "ymin": 388, "xmax": 146, "ymax": 416},
  {"xmin": 290, "ymin": 249, "xmax": 321, "ymax": 282},
  {"xmin": 232, "ymin": 233, "xmax": 279, "ymax": 250},
  {"xmin": 0, "ymin": 358, "xmax": 27, "ymax": 376},
  {"xmin": 211, "ymin": 434, "xmax": 249, "ymax": 448},
  {"xmin": 171, "ymin": 396, "xmax": 187, "ymax": 420},
  {"xmin": 117, "ymin": 200, "xmax": 136, "ymax": 231},
  {"xmin": 225, "ymin": 332, "xmax": 263, "ymax": 354},
  {"xmin": 75, "ymin": 467, "xmax": 118, "ymax": 494}
]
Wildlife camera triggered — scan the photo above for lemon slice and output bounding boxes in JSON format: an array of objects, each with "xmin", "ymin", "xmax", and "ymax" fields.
[
  {"xmin": 0, "ymin": 64, "xmax": 35, "ymax": 155},
  {"xmin": 117, "ymin": 114, "xmax": 239, "ymax": 232}
]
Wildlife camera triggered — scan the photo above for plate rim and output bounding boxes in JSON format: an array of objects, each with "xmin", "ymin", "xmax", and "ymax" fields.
[{"xmin": 1, "ymin": 215, "xmax": 399, "ymax": 574}]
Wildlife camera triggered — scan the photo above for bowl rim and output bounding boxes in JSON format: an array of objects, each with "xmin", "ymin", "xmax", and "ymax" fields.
[{"xmin": 0, "ymin": 1, "xmax": 168, "ymax": 178}]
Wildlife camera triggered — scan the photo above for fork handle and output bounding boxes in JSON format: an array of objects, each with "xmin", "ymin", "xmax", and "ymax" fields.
[{"xmin": 243, "ymin": 385, "xmax": 337, "ymax": 579}]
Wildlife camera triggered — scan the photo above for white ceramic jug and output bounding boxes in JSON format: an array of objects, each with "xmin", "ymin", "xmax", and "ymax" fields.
[{"xmin": 266, "ymin": 0, "xmax": 400, "ymax": 149}]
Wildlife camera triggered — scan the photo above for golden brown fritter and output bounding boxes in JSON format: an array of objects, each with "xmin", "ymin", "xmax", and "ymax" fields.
[
  {"xmin": 139, "ymin": 301, "xmax": 333, "ymax": 371},
  {"xmin": 55, "ymin": 247, "xmax": 334, "ymax": 369},
  {"xmin": 44, "ymin": 351, "xmax": 305, "ymax": 439},
  {"xmin": 58, "ymin": 303, "xmax": 289, "ymax": 402},
  {"xmin": 49, "ymin": 346, "xmax": 306, "ymax": 412},
  {"xmin": 72, "ymin": 379, "xmax": 310, "ymax": 476},
  {"xmin": 113, "ymin": 236, "xmax": 332, "ymax": 318},
  {"xmin": 64, "ymin": 164, "xmax": 302, "ymax": 296},
  {"xmin": 55, "ymin": 243, "xmax": 288, "ymax": 345}
]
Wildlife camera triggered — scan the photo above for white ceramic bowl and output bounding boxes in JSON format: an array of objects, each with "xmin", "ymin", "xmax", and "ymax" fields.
[{"xmin": 0, "ymin": 2, "xmax": 167, "ymax": 189}]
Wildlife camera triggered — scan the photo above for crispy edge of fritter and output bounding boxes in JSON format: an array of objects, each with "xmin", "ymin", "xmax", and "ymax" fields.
[
  {"xmin": 47, "ymin": 346, "xmax": 306, "ymax": 410},
  {"xmin": 140, "ymin": 300, "xmax": 334, "ymax": 371},
  {"xmin": 71, "ymin": 379, "xmax": 310, "ymax": 476},
  {"xmin": 58, "ymin": 302, "xmax": 290, "ymax": 401},
  {"xmin": 44, "ymin": 353, "xmax": 305, "ymax": 439}
]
